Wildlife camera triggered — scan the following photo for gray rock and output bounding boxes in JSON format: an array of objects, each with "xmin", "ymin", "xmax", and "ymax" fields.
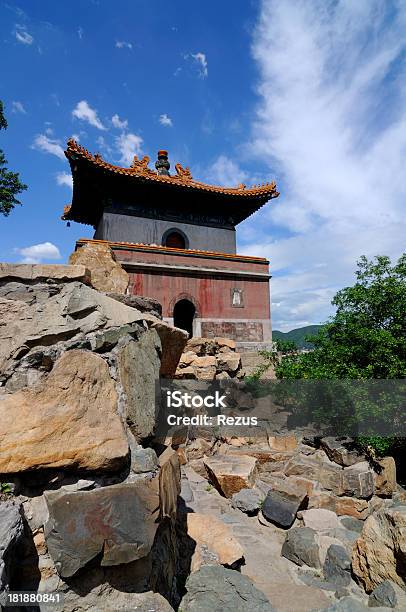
[
  {"xmin": 323, "ymin": 596, "xmax": 368, "ymax": 611},
  {"xmin": 340, "ymin": 516, "xmax": 364, "ymax": 533},
  {"xmin": 131, "ymin": 446, "xmax": 158, "ymax": 473},
  {"xmin": 44, "ymin": 482, "xmax": 159, "ymax": 577},
  {"xmin": 368, "ymin": 580, "xmax": 406, "ymax": 608},
  {"xmin": 262, "ymin": 481, "xmax": 307, "ymax": 528},
  {"xmin": 323, "ymin": 545, "xmax": 351, "ymax": 587},
  {"xmin": 180, "ymin": 564, "xmax": 275, "ymax": 611},
  {"xmin": 231, "ymin": 488, "xmax": 263, "ymax": 514},
  {"xmin": 281, "ymin": 527, "xmax": 321, "ymax": 568},
  {"xmin": 117, "ymin": 328, "xmax": 161, "ymax": 440},
  {"xmin": 180, "ymin": 479, "xmax": 194, "ymax": 503},
  {"xmin": 107, "ymin": 292, "xmax": 162, "ymax": 319},
  {"xmin": 0, "ymin": 502, "xmax": 24, "ymax": 606}
]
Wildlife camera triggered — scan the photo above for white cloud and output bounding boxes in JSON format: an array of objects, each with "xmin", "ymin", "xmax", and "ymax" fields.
[
  {"xmin": 31, "ymin": 134, "xmax": 65, "ymax": 160},
  {"xmin": 72, "ymin": 100, "xmax": 106, "ymax": 130},
  {"xmin": 15, "ymin": 25, "xmax": 33, "ymax": 45},
  {"xmin": 115, "ymin": 132, "xmax": 143, "ymax": 165},
  {"xmin": 116, "ymin": 40, "xmax": 132, "ymax": 50},
  {"xmin": 159, "ymin": 113, "xmax": 173, "ymax": 127},
  {"xmin": 77, "ymin": 26, "xmax": 83, "ymax": 39},
  {"xmin": 15, "ymin": 242, "xmax": 61, "ymax": 264},
  {"xmin": 56, "ymin": 172, "xmax": 73, "ymax": 188},
  {"xmin": 111, "ymin": 114, "xmax": 128, "ymax": 130},
  {"xmin": 191, "ymin": 52, "xmax": 208, "ymax": 77},
  {"xmin": 205, "ymin": 155, "xmax": 248, "ymax": 186},
  {"xmin": 243, "ymin": 0, "xmax": 406, "ymax": 331},
  {"xmin": 11, "ymin": 101, "xmax": 26, "ymax": 114}
]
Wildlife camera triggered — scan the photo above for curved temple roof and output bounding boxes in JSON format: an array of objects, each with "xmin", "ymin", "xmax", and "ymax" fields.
[{"xmin": 62, "ymin": 139, "xmax": 279, "ymax": 226}]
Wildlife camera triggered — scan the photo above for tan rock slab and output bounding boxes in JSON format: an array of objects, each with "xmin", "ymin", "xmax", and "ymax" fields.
[
  {"xmin": 187, "ymin": 513, "xmax": 244, "ymax": 572},
  {"xmin": 308, "ymin": 492, "xmax": 369, "ymax": 519},
  {"xmin": 374, "ymin": 456, "xmax": 397, "ymax": 497},
  {"xmin": 299, "ymin": 508, "xmax": 341, "ymax": 531},
  {"xmin": 0, "ymin": 263, "xmax": 90, "ymax": 284},
  {"xmin": 203, "ymin": 454, "xmax": 258, "ymax": 497},
  {"xmin": 352, "ymin": 505, "xmax": 406, "ymax": 591},
  {"xmin": 0, "ymin": 350, "xmax": 129, "ymax": 473},
  {"xmin": 69, "ymin": 241, "xmax": 129, "ymax": 293},
  {"xmin": 269, "ymin": 435, "xmax": 298, "ymax": 451}
]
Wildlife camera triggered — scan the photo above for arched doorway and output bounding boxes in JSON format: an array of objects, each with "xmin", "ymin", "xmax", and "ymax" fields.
[
  {"xmin": 162, "ymin": 228, "xmax": 188, "ymax": 249},
  {"xmin": 173, "ymin": 299, "xmax": 195, "ymax": 338}
]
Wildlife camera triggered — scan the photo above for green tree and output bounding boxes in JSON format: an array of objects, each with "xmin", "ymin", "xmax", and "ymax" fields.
[
  {"xmin": 0, "ymin": 100, "xmax": 27, "ymax": 216},
  {"xmin": 275, "ymin": 254, "xmax": 406, "ymax": 456},
  {"xmin": 276, "ymin": 254, "xmax": 406, "ymax": 379}
]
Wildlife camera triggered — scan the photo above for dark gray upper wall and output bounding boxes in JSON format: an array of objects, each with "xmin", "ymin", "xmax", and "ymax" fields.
[{"xmin": 94, "ymin": 213, "xmax": 237, "ymax": 254}]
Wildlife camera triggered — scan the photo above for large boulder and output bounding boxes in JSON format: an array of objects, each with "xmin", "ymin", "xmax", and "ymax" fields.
[
  {"xmin": 118, "ymin": 328, "xmax": 161, "ymax": 440},
  {"xmin": 352, "ymin": 505, "xmax": 406, "ymax": 591},
  {"xmin": 186, "ymin": 513, "xmax": 244, "ymax": 571},
  {"xmin": 0, "ymin": 350, "xmax": 129, "ymax": 473},
  {"xmin": 69, "ymin": 241, "xmax": 129, "ymax": 293},
  {"xmin": 203, "ymin": 455, "xmax": 258, "ymax": 498},
  {"xmin": 0, "ymin": 502, "xmax": 24, "ymax": 606},
  {"xmin": 180, "ymin": 564, "xmax": 275, "ymax": 611},
  {"xmin": 44, "ymin": 482, "xmax": 159, "ymax": 577}
]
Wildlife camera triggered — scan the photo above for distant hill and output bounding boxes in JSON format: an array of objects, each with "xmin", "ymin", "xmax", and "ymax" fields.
[{"xmin": 272, "ymin": 325, "xmax": 323, "ymax": 349}]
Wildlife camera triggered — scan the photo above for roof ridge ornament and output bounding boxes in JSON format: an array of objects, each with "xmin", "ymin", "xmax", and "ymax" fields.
[
  {"xmin": 130, "ymin": 154, "xmax": 152, "ymax": 173},
  {"xmin": 155, "ymin": 150, "xmax": 170, "ymax": 176},
  {"xmin": 175, "ymin": 162, "xmax": 193, "ymax": 182}
]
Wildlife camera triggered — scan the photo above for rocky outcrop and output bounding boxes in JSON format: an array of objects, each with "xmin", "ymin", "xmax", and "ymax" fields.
[
  {"xmin": 180, "ymin": 564, "xmax": 275, "ymax": 611},
  {"xmin": 69, "ymin": 241, "xmax": 129, "ymax": 293},
  {"xmin": 175, "ymin": 337, "xmax": 243, "ymax": 380},
  {"xmin": 0, "ymin": 350, "xmax": 129, "ymax": 473},
  {"xmin": 352, "ymin": 505, "xmax": 406, "ymax": 591}
]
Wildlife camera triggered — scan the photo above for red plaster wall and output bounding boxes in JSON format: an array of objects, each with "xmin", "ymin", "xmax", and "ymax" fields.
[{"xmin": 112, "ymin": 247, "xmax": 270, "ymax": 320}]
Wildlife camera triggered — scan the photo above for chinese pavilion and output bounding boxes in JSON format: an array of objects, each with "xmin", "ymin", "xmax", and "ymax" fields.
[{"xmin": 63, "ymin": 139, "xmax": 279, "ymax": 348}]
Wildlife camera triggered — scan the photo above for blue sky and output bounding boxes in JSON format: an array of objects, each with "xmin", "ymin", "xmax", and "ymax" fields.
[{"xmin": 1, "ymin": 0, "xmax": 405, "ymax": 330}]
